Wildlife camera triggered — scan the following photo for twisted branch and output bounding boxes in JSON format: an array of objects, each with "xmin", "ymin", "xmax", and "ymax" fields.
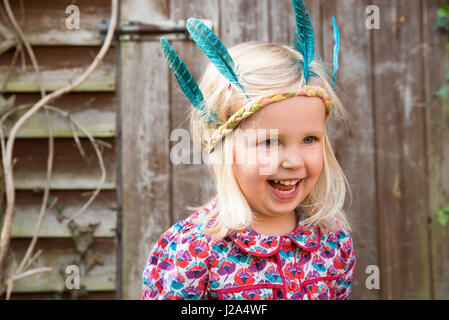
[{"xmin": 0, "ymin": 0, "xmax": 118, "ymax": 297}]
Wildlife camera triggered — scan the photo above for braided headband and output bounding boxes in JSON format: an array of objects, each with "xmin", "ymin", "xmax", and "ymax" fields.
[{"xmin": 206, "ymin": 85, "xmax": 333, "ymax": 153}]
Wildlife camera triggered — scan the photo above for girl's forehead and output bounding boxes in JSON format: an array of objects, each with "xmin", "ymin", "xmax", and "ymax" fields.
[{"xmin": 242, "ymin": 96, "xmax": 326, "ymax": 131}]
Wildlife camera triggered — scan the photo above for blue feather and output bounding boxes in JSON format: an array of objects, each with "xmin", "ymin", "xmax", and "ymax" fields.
[
  {"xmin": 186, "ymin": 18, "xmax": 248, "ymax": 99},
  {"xmin": 292, "ymin": 0, "xmax": 315, "ymax": 83},
  {"xmin": 332, "ymin": 16, "xmax": 340, "ymax": 90},
  {"xmin": 160, "ymin": 37, "xmax": 218, "ymax": 124}
]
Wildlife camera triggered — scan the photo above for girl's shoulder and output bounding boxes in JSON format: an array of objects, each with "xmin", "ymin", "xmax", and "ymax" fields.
[
  {"xmin": 319, "ymin": 217, "xmax": 354, "ymax": 257},
  {"xmin": 142, "ymin": 205, "xmax": 216, "ymax": 300},
  {"xmin": 333, "ymin": 220, "xmax": 352, "ymax": 241},
  {"xmin": 327, "ymin": 216, "xmax": 352, "ymax": 239},
  {"xmin": 153, "ymin": 203, "xmax": 215, "ymax": 254}
]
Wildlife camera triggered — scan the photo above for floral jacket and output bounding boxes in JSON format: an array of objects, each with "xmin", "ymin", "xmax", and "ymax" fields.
[{"xmin": 142, "ymin": 200, "xmax": 356, "ymax": 300}]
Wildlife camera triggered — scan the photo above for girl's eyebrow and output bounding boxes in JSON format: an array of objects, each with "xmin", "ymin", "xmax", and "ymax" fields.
[
  {"xmin": 305, "ymin": 131, "xmax": 324, "ymax": 136},
  {"xmin": 275, "ymin": 130, "xmax": 324, "ymax": 137}
]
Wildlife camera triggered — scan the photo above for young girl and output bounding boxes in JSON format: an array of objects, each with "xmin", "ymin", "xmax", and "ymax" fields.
[{"xmin": 142, "ymin": 2, "xmax": 355, "ymax": 300}]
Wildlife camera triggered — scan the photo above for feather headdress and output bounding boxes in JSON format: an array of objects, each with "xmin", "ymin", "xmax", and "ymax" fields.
[
  {"xmin": 292, "ymin": 0, "xmax": 315, "ymax": 83},
  {"xmin": 159, "ymin": 0, "xmax": 342, "ymax": 153},
  {"xmin": 292, "ymin": 0, "xmax": 340, "ymax": 87},
  {"xmin": 160, "ymin": 37, "xmax": 219, "ymax": 125},
  {"xmin": 331, "ymin": 16, "xmax": 340, "ymax": 89},
  {"xmin": 186, "ymin": 18, "xmax": 249, "ymax": 99}
]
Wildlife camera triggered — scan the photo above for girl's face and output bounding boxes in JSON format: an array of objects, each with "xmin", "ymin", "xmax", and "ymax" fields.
[{"xmin": 232, "ymin": 96, "xmax": 325, "ymax": 229}]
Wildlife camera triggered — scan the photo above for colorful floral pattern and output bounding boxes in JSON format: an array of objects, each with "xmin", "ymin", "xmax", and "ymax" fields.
[{"xmin": 142, "ymin": 200, "xmax": 356, "ymax": 300}]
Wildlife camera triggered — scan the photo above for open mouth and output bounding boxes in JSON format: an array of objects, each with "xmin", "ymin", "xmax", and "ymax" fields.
[{"xmin": 267, "ymin": 179, "xmax": 302, "ymax": 199}]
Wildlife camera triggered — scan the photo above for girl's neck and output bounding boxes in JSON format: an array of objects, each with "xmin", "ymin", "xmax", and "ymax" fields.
[{"xmin": 250, "ymin": 210, "xmax": 297, "ymax": 236}]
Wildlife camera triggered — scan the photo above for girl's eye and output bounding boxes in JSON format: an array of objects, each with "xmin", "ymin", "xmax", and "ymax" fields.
[
  {"xmin": 304, "ymin": 136, "xmax": 318, "ymax": 144},
  {"xmin": 262, "ymin": 139, "xmax": 279, "ymax": 146}
]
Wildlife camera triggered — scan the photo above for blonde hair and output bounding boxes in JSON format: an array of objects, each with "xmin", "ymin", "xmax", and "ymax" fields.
[{"xmin": 187, "ymin": 42, "xmax": 352, "ymax": 239}]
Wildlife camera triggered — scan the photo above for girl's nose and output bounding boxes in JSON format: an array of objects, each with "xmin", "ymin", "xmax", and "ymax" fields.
[{"xmin": 281, "ymin": 148, "xmax": 305, "ymax": 169}]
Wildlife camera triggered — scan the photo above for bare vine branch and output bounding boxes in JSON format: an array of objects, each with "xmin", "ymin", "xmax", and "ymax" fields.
[
  {"xmin": 45, "ymin": 105, "xmax": 107, "ymax": 224},
  {"xmin": 0, "ymin": 0, "xmax": 118, "ymax": 298}
]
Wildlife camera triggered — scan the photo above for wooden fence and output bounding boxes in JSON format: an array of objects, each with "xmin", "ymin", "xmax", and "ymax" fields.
[
  {"xmin": 1, "ymin": 0, "xmax": 448, "ymax": 300},
  {"xmin": 1, "ymin": 0, "xmax": 117, "ymax": 299}
]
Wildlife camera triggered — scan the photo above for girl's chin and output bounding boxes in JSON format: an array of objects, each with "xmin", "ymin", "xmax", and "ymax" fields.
[
  {"xmin": 250, "ymin": 201, "xmax": 298, "ymax": 216},
  {"xmin": 259, "ymin": 201, "xmax": 300, "ymax": 216},
  {"xmin": 268, "ymin": 205, "xmax": 298, "ymax": 216}
]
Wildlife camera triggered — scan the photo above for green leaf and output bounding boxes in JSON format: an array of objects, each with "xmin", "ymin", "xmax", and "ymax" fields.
[
  {"xmin": 437, "ymin": 9, "xmax": 449, "ymax": 18},
  {"xmin": 446, "ymin": 42, "xmax": 449, "ymax": 50},
  {"xmin": 436, "ymin": 209, "xmax": 449, "ymax": 227},
  {"xmin": 442, "ymin": 202, "xmax": 449, "ymax": 213},
  {"xmin": 435, "ymin": 85, "xmax": 449, "ymax": 98},
  {"xmin": 437, "ymin": 2, "xmax": 449, "ymax": 17}
]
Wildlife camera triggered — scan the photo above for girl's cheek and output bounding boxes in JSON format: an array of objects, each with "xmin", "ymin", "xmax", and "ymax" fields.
[
  {"xmin": 234, "ymin": 145, "xmax": 256, "ymax": 165},
  {"xmin": 257, "ymin": 160, "xmax": 278, "ymax": 176},
  {"xmin": 237, "ymin": 159, "xmax": 275, "ymax": 180},
  {"xmin": 311, "ymin": 150, "xmax": 325, "ymax": 176},
  {"xmin": 235, "ymin": 160, "xmax": 261, "ymax": 178},
  {"xmin": 255, "ymin": 147, "xmax": 279, "ymax": 176}
]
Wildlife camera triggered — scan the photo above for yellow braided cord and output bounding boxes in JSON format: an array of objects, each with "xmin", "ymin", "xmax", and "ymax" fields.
[{"xmin": 207, "ymin": 85, "xmax": 333, "ymax": 153}]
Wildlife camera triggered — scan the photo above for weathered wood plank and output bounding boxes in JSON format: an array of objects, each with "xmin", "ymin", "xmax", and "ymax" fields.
[
  {"xmin": 120, "ymin": 0, "xmax": 172, "ymax": 300},
  {"xmin": 0, "ymin": 46, "xmax": 116, "ymax": 68},
  {"xmin": 425, "ymin": 0, "xmax": 449, "ymax": 300},
  {"xmin": 11, "ymin": 190, "xmax": 117, "ymax": 238},
  {"xmin": 321, "ymin": 0, "xmax": 380, "ymax": 300},
  {"xmin": 0, "ymin": 46, "xmax": 116, "ymax": 92},
  {"xmin": 2, "ymin": 93, "xmax": 116, "ymax": 138},
  {"xmin": 372, "ymin": 0, "xmax": 431, "ymax": 299},
  {"xmin": 220, "ymin": 0, "xmax": 270, "ymax": 44},
  {"xmin": 4, "ymin": 0, "xmax": 111, "ymax": 46},
  {"xmin": 169, "ymin": 1, "xmax": 219, "ymax": 223},
  {"xmin": 0, "ymin": 66, "xmax": 115, "ymax": 92},
  {"xmin": 9, "ymin": 138, "xmax": 116, "ymax": 190},
  {"xmin": 10, "ymin": 238, "xmax": 115, "ymax": 292}
]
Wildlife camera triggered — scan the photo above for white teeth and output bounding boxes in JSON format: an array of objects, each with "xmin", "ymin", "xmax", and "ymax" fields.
[
  {"xmin": 273, "ymin": 179, "xmax": 300, "ymax": 185},
  {"xmin": 274, "ymin": 187, "xmax": 296, "ymax": 195},
  {"xmin": 274, "ymin": 182, "xmax": 299, "ymax": 194}
]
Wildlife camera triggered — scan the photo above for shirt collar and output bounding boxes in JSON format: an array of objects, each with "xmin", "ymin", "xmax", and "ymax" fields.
[{"xmin": 228, "ymin": 207, "xmax": 321, "ymax": 257}]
